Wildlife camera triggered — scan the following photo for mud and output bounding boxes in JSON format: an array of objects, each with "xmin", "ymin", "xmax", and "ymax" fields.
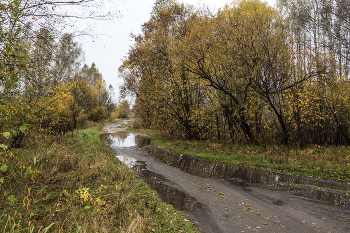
[
  {"xmin": 100, "ymin": 132, "xmax": 202, "ymax": 212},
  {"xmin": 142, "ymin": 146, "xmax": 350, "ymax": 210},
  {"xmin": 102, "ymin": 121, "xmax": 350, "ymax": 233}
]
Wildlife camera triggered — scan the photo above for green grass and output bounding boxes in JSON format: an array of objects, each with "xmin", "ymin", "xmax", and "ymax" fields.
[
  {"xmin": 0, "ymin": 127, "xmax": 200, "ymax": 232},
  {"xmin": 128, "ymin": 128, "xmax": 350, "ymax": 183}
]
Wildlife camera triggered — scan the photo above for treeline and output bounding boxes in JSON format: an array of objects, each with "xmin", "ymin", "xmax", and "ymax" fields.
[
  {"xmin": 0, "ymin": 0, "xmax": 117, "ymax": 149},
  {"xmin": 120, "ymin": 0, "xmax": 350, "ymax": 146}
]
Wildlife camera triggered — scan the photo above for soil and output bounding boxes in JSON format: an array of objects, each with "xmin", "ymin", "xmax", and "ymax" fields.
[{"xmin": 103, "ymin": 122, "xmax": 350, "ymax": 233}]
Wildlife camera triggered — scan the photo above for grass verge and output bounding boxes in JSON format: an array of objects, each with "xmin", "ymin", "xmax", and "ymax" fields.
[
  {"xmin": 0, "ymin": 127, "xmax": 200, "ymax": 232},
  {"xmin": 128, "ymin": 129, "xmax": 350, "ymax": 183}
]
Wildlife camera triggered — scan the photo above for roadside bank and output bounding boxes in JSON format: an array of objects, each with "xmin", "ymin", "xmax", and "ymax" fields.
[
  {"xmin": 102, "ymin": 122, "xmax": 350, "ymax": 232},
  {"xmin": 0, "ymin": 120, "xmax": 199, "ymax": 232}
]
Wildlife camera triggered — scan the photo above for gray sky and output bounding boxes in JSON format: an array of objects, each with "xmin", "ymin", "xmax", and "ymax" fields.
[{"xmin": 81, "ymin": 0, "xmax": 276, "ymax": 103}]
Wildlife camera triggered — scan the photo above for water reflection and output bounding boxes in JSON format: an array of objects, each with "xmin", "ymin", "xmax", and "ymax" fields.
[
  {"xmin": 100, "ymin": 133, "xmax": 150, "ymax": 148},
  {"xmin": 134, "ymin": 163, "xmax": 202, "ymax": 211},
  {"xmin": 144, "ymin": 146, "xmax": 350, "ymax": 189},
  {"xmin": 116, "ymin": 155, "xmax": 137, "ymax": 168},
  {"xmin": 144, "ymin": 146, "xmax": 350, "ymax": 209},
  {"xmin": 101, "ymin": 132, "xmax": 350, "ymax": 210},
  {"xmin": 100, "ymin": 133, "xmax": 202, "ymax": 211}
]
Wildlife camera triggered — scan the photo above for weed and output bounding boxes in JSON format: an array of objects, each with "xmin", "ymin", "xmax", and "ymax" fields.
[{"xmin": 0, "ymin": 128, "xmax": 200, "ymax": 232}]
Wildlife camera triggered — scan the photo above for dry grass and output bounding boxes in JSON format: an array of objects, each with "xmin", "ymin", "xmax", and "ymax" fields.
[{"xmin": 0, "ymin": 127, "xmax": 200, "ymax": 232}]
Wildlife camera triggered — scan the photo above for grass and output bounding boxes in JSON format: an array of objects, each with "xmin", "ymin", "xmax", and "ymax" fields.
[
  {"xmin": 84, "ymin": 118, "xmax": 117, "ymax": 131},
  {"xmin": 0, "ymin": 124, "xmax": 200, "ymax": 232},
  {"xmin": 128, "ymin": 128, "xmax": 350, "ymax": 183}
]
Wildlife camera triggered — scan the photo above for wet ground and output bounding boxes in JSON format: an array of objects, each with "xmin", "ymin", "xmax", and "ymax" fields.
[{"xmin": 102, "ymin": 121, "xmax": 350, "ymax": 233}]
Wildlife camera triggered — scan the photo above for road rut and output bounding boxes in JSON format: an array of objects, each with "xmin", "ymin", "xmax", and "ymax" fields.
[{"xmin": 103, "ymin": 122, "xmax": 350, "ymax": 233}]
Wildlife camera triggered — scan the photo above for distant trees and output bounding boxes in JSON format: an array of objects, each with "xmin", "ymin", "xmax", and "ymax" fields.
[
  {"xmin": 0, "ymin": 0, "xmax": 117, "ymax": 149},
  {"xmin": 0, "ymin": 2, "xmax": 120, "ymax": 231},
  {"xmin": 277, "ymin": 0, "xmax": 350, "ymax": 145},
  {"xmin": 121, "ymin": 0, "xmax": 350, "ymax": 146},
  {"xmin": 114, "ymin": 101, "xmax": 131, "ymax": 119}
]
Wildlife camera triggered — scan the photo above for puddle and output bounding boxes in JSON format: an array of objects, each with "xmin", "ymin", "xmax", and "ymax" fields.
[
  {"xmin": 100, "ymin": 133, "xmax": 202, "ymax": 211},
  {"xmin": 133, "ymin": 162, "xmax": 202, "ymax": 211},
  {"xmin": 144, "ymin": 146, "xmax": 350, "ymax": 209},
  {"xmin": 101, "ymin": 132, "xmax": 350, "ymax": 210},
  {"xmin": 116, "ymin": 155, "xmax": 137, "ymax": 168},
  {"xmin": 100, "ymin": 132, "xmax": 150, "ymax": 148}
]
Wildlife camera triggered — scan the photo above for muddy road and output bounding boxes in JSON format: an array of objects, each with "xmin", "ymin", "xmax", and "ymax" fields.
[{"xmin": 102, "ymin": 122, "xmax": 350, "ymax": 233}]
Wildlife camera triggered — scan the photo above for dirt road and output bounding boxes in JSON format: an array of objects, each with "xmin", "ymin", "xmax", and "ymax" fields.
[{"xmin": 103, "ymin": 122, "xmax": 350, "ymax": 233}]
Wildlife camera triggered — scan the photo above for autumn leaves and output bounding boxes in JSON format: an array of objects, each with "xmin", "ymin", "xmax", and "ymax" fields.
[{"xmin": 121, "ymin": 0, "xmax": 350, "ymax": 146}]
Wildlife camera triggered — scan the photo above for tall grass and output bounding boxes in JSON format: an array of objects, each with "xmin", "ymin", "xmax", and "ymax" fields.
[{"xmin": 0, "ymin": 128, "xmax": 199, "ymax": 232}]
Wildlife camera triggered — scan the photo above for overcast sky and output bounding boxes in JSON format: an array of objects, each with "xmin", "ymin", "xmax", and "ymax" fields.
[{"xmin": 81, "ymin": 0, "xmax": 276, "ymax": 103}]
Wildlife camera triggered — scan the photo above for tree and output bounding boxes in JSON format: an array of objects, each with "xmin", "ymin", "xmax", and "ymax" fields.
[
  {"xmin": 115, "ymin": 101, "xmax": 130, "ymax": 119},
  {"xmin": 151, "ymin": 0, "xmax": 176, "ymax": 19},
  {"xmin": 277, "ymin": 0, "xmax": 350, "ymax": 145},
  {"xmin": 1, "ymin": 0, "xmax": 118, "ymax": 148},
  {"xmin": 54, "ymin": 33, "xmax": 83, "ymax": 83},
  {"xmin": 121, "ymin": 0, "xmax": 350, "ymax": 146},
  {"xmin": 81, "ymin": 63, "xmax": 102, "ymax": 87}
]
